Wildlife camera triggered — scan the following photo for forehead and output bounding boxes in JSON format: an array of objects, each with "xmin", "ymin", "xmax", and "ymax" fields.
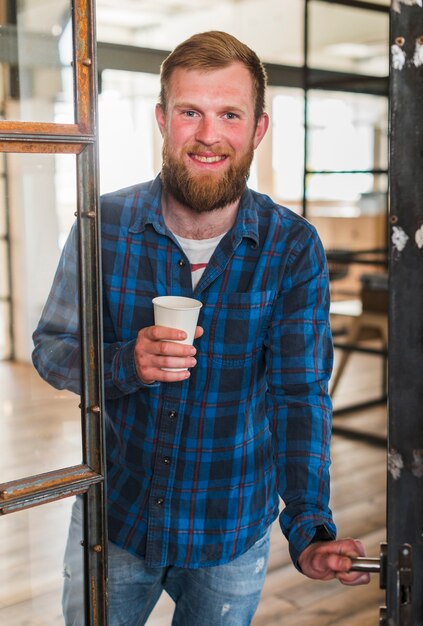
[{"xmin": 166, "ymin": 62, "xmax": 255, "ymax": 104}]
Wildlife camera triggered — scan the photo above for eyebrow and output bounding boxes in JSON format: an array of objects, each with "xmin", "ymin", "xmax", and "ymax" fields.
[{"xmin": 174, "ymin": 102, "xmax": 247, "ymax": 115}]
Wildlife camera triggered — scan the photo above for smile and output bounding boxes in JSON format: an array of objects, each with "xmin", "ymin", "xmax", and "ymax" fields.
[{"xmin": 189, "ymin": 154, "xmax": 227, "ymax": 164}]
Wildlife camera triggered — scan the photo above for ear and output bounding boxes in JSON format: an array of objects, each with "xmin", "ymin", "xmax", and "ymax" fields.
[
  {"xmin": 253, "ymin": 112, "xmax": 269, "ymax": 150},
  {"xmin": 155, "ymin": 103, "xmax": 166, "ymax": 137}
]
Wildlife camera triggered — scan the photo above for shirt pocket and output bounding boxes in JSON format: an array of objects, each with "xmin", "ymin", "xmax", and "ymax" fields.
[{"xmin": 197, "ymin": 290, "xmax": 276, "ymax": 368}]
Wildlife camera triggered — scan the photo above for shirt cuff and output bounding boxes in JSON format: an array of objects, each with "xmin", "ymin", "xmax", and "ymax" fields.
[
  {"xmin": 284, "ymin": 517, "xmax": 337, "ymax": 571},
  {"xmin": 110, "ymin": 339, "xmax": 159, "ymax": 393}
]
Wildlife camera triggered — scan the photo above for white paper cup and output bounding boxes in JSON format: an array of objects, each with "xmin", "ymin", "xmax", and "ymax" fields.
[{"xmin": 152, "ymin": 296, "xmax": 203, "ymax": 371}]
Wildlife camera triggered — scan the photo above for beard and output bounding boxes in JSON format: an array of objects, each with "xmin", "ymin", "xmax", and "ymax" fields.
[{"xmin": 160, "ymin": 140, "xmax": 254, "ymax": 214}]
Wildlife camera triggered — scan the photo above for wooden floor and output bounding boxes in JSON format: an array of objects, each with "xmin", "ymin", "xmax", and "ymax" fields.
[{"xmin": 0, "ymin": 343, "xmax": 387, "ymax": 626}]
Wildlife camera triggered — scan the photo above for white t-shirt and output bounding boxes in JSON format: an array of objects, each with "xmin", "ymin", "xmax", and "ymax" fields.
[{"xmin": 173, "ymin": 232, "xmax": 227, "ymax": 289}]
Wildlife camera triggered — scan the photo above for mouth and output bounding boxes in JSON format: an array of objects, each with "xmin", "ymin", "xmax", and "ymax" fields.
[{"xmin": 189, "ymin": 153, "xmax": 228, "ymax": 165}]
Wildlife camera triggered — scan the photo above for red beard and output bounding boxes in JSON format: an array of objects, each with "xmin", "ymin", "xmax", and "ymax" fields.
[{"xmin": 160, "ymin": 141, "xmax": 254, "ymax": 213}]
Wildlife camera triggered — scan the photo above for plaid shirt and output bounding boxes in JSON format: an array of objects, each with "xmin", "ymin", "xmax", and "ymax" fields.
[{"xmin": 32, "ymin": 175, "xmax": 336, "ymax": 569}]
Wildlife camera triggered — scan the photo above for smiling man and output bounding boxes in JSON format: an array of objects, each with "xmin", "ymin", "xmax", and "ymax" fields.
[{"xmin": 33, "ymin": 31, "xmax": 369, "ymax": 626}]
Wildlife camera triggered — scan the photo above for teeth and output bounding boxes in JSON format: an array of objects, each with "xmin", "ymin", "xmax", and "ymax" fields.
[{"xmin": 193, "ymin": 154, "xmax": 225, "ymax": 163}]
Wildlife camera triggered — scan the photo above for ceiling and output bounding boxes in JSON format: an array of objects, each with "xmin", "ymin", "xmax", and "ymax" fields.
[
  {"xmin": 94, "ymin": 0, "xmax": 390, "ymax": 74},
  {"xmin": 14, "ymin": 0, "xmax": 390, "ymax": 76}
]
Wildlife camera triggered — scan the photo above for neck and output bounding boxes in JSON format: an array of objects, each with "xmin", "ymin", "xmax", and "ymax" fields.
[{"xmin": 161, "ymin": 191, "xmax": 239, "ymax": 240}]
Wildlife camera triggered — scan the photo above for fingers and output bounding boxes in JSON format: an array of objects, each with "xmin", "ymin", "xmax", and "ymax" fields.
[
  {"xmin": 134, "ymin": 325, "xmax": 200, "ymax": 384},
  {"xmin": 140, "ymin": 366, "xmax": 191, "ymax": 386},
  {"xmin": 315, "ymin": 551, "xmax": 351, "ymax": 574},
  {"xmin": 299, "ymin": 538, "xmax": 371, "ymax": 587},
  {"xmin": 322, "ymin": 552, "xmax": 370, "ymax": 585},
  {"xmin": 322, "ymin": 537, "xmax": 365, "ymax": 558},
  {"xmin": 336, "ymin": 570, "xmax": 371, "ymax": 586},
  {"xmin": 335, "ymin": 539, "xmax": 370, "ymax": 586},
  {"xmin": 142, "ymin": 325, "xmax": 189, "ymax": 343}
]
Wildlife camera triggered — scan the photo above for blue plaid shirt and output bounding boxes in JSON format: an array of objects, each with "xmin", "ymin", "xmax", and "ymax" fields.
[{"xmin": 32, "ymin": 175, "xmax": 336, "ymax": 568}]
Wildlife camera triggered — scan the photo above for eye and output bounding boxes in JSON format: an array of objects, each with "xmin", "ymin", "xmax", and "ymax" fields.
[
  {"xmin": 183, "ymin": 110, "xmax": 197, "ymax": 118},
  {"xmin": 224, "ymin": 112, "xmax": 238, "ymax": 120}
]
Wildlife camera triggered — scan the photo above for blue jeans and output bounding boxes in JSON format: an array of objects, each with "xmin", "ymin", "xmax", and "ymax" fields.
[{"xmin": 63, "ymin": 498, "xmax": 270, "ymax": 626}]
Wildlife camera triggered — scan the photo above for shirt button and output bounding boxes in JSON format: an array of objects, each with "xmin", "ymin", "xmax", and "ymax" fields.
[
  {"xmin": 168, "ymin": 410, "xmax": 177, "ymax": 420},
  {"xmin": 163, "ymin": 456, "xmax": 171, "ymax": 465},
  {"xmin": 177, "ymin": 259, "xmax": 186, "ymax": 268},
  {"xmin": 155, "ymin": 497, "xmax": 164, "ymax": 506}
]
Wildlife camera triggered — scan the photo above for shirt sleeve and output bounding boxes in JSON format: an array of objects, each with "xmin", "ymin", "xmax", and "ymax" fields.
[
  {"xmin": 32, "ymin": 223, "xmax": 82, "ymax": 394},
  {"xmin": 32, "ymin": 223, "xmax": 153, "ymax": 399},
  {"xmin": 265, "ymin": 225, "xmax": 337, "ymax": 568}
]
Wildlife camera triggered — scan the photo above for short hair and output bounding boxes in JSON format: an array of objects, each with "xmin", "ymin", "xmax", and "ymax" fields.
[{"xmin": 159, "ymin": 31, "xmax": 268, "ymax": 124}]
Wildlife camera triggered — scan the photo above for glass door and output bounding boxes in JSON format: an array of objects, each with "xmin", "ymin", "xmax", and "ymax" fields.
[{"xmin": 0, "ymin": 1, "xmax": 106, "ymax": 623}]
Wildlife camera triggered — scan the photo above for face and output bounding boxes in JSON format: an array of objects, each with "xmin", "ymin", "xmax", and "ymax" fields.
[{"xmin": 156, "ymin": 63, "xmax": 269, "ymax": 213}]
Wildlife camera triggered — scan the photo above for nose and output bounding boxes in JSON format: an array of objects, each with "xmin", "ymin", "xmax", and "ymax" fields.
[{"xmin": 195, "ymin": 115, "xmax": 219, "ymax": 146}]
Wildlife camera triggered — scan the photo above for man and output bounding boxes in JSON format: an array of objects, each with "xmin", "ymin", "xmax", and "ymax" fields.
[{"xmin": 33, "ymin": 30, "xmax": 369, "ymax": 626}]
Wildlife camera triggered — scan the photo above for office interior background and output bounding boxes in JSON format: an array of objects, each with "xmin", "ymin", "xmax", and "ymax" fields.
[{"xmin": 0, "ymin": 0, "xmax": 392, "ymax": 624}]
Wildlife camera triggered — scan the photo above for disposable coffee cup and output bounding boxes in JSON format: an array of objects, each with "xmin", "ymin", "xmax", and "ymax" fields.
[{"xmin": 152, "ymin": 296, "xmax": 203, "ymax": 371}]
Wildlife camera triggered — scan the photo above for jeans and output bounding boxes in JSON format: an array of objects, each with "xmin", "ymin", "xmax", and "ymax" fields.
[{"xmin": 62, "ymin": 497, "xmax": 270, "ymax": 626}]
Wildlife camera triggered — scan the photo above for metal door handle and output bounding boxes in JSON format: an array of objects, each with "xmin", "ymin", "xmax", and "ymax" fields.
[
  {"xmin": 349, "ymin": 556, "xmax": 381, "ymax": 573},
  {"xmin": 348, "ymin": 543, "xmax": 387, "ymax": 583}
]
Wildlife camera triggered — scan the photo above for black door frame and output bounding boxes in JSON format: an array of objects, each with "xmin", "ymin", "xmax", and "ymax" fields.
[{"xmin": 388, "ymin": 3, "xmax": 423, "ymax": 624}]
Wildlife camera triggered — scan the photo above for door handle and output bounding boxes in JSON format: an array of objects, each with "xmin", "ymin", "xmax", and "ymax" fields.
[
  {"xmin": 349, "ymin": 542, "xmax": 387, "ymax": 586},
  {"xmin": 349, "ymin": 556, "xmax": 382, "ymax": 573}
]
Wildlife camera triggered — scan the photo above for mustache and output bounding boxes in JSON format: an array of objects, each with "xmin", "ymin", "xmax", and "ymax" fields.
[{"xmin": 182, "ymin": 143, "xmax": 234, "ymax": 158}]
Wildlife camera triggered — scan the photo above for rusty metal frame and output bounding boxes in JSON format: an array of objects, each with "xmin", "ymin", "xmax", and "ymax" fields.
[
  {"xmin": 0, "ymin": 0, "xmax": 107, "ymax": 624},
  {"xmin": 0, "ymin": 465, "xmax": 102, "ymax": 512},
  {"xmin": 0, "ymin": 0, "xmax": 96, "ymax": 139}
]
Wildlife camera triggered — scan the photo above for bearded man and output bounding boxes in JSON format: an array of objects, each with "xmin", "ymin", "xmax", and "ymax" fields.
[{"xmin": 33, "ymin": 30, "xmax": 369, "ymax": 626}]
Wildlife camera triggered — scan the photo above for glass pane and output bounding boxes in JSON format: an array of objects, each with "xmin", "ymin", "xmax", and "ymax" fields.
[
  {"xmin": 0, "ymin": 156, "xmax": 10, "ymax": 360},
  {"xmin": 0, "ymin": 239, "xmax": 8, "ymax": 298},
  {"xmin": 309, "ymin": 1, "xmax": 389, "ymax": 76},
  {"xmin": 2, "ymin": 152, "xmax": 81, "ymax": 481},
  {"xmin": 307, "ymin": 91, "xmax": 389, "ymax": 172},
  {"xmin": 0, "ymin": 157, "xmax": 6, "ymax": 236},
  {"xmin": 96, "ymin": 0, "xmax": 305, "ymax": 66},
  {"xmin": 0, "ymin": 301, "xmax": 11, "ymax": 360},
  {"xmin": 0, "ymin": 0, "xmax": 74, "ymax": 123},
  {"xmin": 0, "ymin": 497, "xmax": 84, "ymax": 625}
]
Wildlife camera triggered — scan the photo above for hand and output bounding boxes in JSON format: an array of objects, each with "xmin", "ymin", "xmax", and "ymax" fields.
[
  {"xmin": 134, "ymin": 325, "xmax": 204, "ymax": 384},
  {"xmin": 298, "ymin": 538, "xmax": 370, "ymax": 586}
]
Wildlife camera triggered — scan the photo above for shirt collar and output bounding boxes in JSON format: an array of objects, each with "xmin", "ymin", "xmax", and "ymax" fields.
[
  {"xmin": 230, "ymin": 186, "xmax": 260, "ymax": 249},
  {"xmin": 128, "ymin": 175, "xmax": 167, "ymax": 235},
  {"xmin": 128, "ymin": 174, "xmax": 259, "ymax": 248}
]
